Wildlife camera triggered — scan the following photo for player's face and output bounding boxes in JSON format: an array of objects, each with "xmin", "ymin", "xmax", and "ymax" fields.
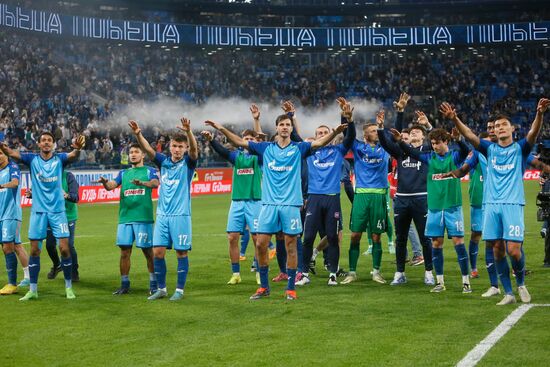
[
  {"xmin": 409, "ymin": 129, "xmax": 425, "ymax": 145},
  {"xmin": 128, "ymin": 147, "xmax": 144, "ymax": 165},
  {"xmin": 430, "ymin": 139, "xmax": 448, "ymax": 155},
  {"xmin": 363, "ymin": 126, "xmax": 378, "ymax": 143},
  {"xmin": 401, "ymin": 132, "xmax": 410, "ymax": 144},
  {"xmin": 276, "ymin": 118, "xmax": 293, "ymax": 138},
  {"xmin": 38, "ymin": 135, "xmax": 54, "ymax": 153},
  {"xmin": 170, "ymin": 140, "xmax": 188, "ymax": 160},
  {"xmin": 494, "ymin": 118, "xmax": 514, "ymax": 141},
  {"xmin": 315, "ymin": 127, "xmax": 330, "ymax": 140},
  {"xmin": 243, "ymin": 134, "xmax": 255, "ymax": 143},
  {"xmin": 487, "ymin": 121, "xmax": 497, "ymax": 142}
]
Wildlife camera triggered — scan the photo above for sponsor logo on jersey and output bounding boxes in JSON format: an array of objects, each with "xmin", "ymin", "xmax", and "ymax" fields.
[
  {"xmin": 237, "ymin": 168, "xmax": 254, "ymax": 175},
  {"xmin": 124, "ymin": 188, "xmax": 145, "ymax": 196},
  {"xmin": 401, "ymin": 157, "xmax": 422, "ymax": 170},
  {"xmin": 267, "ymin": 161, "xmax": 292, "ymax": 172},
  {"xmin": 431, "ymin": 173, "xmax": 453, "ymax": 181},
  {"xmin": 491, "ymin": 157, "xmax": 515, "ymax": 171},
  {"xmin": 361, "ymin": 156, "xmax": 383, "ymax": 164},
  {"xmin": 35, "ymin": 172, "xmax": 58, "ymax": 183},
  {"xmin": 313, "ymin": 159, "xmax": 335, "ymax": 168},
  {"xmin": 161, "ymin": 173, "xmax": 181, "ymax": 185}
]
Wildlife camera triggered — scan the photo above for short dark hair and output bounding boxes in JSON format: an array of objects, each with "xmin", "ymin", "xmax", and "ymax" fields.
[
  {"xmin": 129, "ymin": 143, "xmax": 142, "ymax": 151},
  {"xmin": 362, "ymin": 123, "xmax": 377, "ymax": 130},
  {"xmin": 479, "ymin": 132, "xmax": 490, "ymax": 139},
  {"xmin": 275, "ymin": 114, "xmax": 291, "ymax": 126},
  {"xmin": 38, "ymin": 131, "xmax": 55, "ymax": 141},
  {"xmin": 170, "ymin": 134, "xmax": 188, "ymax": 143},
  {"xmin": 410, "ymin": 124, "xmax": 426, "ymax": 136},
  {"xmin": 401, "ymin": 128, "xmax": 411, "ymax": 134},
  {"xmin": 241, "ymin": 129, "xmax": 257, "ymax": 138},
  {"xmin": 428, "ymin": 128, "xmax": 450, "ymax": 142},
  {"xmin": 493, "ymin": 114, "xmax": 511, "ymax": 123}
]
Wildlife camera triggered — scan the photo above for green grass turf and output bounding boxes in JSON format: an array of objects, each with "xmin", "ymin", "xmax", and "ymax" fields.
[{"xmin": 1, "ymin": 181, "xmax": 549, "ymax": 366}]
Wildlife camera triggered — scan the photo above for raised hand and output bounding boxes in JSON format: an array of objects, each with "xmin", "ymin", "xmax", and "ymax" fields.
[
  {"xmin": 71, "ymin": 134, "xmax": 86, "ymax": 150},
  {"xmin": 341, "ymin": 102, "xmax": 354, "ymax": 121},
  {"xmin": 537, "ymin": 98, "xmax": 550, "ymax": 113},
  {"xmin": 128, "ymin": 120, "xmax": 141, "ymax": 135},
  {"xmin": 439, "ymin": 102, "xmax": 457, "ymax": 120},
  {"xmin": 336, "ymin": 97, "xmax": 348, "ymax": 110},
  {"xmin": 451, "ymin": 127, "xmax": 461, "ymax": 141},
  {"xmin": 389, "ymin": 128, "xmax": 402, "ymax": 142},
  {"xmin": 376, "ymin": 110, "xmax": 385, "ymax": 128},
  {"xmin": 393, "ymin": 92, "xmax": 410, "ymax": 112},
  {"xmin": 201, "ymin": 130, "xmax": 213, "ymax": 141},
  {"xmin": 250, "ymin": 104, "xmax": 261, "ymax": 120},
  {"xmin": 131, "ymin": 179, "xmax": 143, "ymax": 186},
  {"xmin": 205, "ymin": 120, "xmax": 222, "ymax": 130},
  {"xmin": 333, "ymin": 123, "xmax": 349, "ymax": 135},
  {"xmin": 177, "ymin": 117, "xmax": 191, "ymax": 133},
  {"xmin": 281, "ymin": 100, "xmax": 296, "ymax": 115},
  {"xmin": 96, "ymin": 176, "xmax": 108, "ymax": 185},
  {"xmin": 415, "ymin": 110, "xmax": 430, "ymax": 126}
]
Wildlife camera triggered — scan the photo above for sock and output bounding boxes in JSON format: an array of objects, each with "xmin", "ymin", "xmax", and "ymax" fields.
[
  {"xmin": 23, "ymin": 266, "xmax": 29, "ymax": 280},
  {"xmin": 312, "ymin": 248, "xmax": 319, "ymax": 260},
  {"xmin": 510, "ymin": 247, "xmax": 526, "ymax": 287},
  {"xmin": 372, "ymin": 242, "xmax": 382, "ymax": 270},
  {"xmin": 149, "ymin": 272, "xmax": 157, "ymax": 290},
  {"xmin": 240, "ymin": 230, "xmax": 250, "ymax": 256},
  {"xmin": 61, "ymin": 256, "xmax": 73, "ymax": 289},
  {"xmin": 432, "ymin": 247, "xmax": 444, "ymax": 276},
  {"xmin": 275, "ymin": 239, "xmax": 287, "ymax": 273},
  {"xmin": 436, "ymin": 274, "xmax": 445, "ymax": 285},
  {"xmin": 154, "ymin": 257, "xmax": 167, "ymax": 290},
  {"xmin": 5, "ymin": 252, "xmax": 17, "ymax": 285},
  {"xmin": 296, "ymin": 237, "xmax": 303, "ymax": 273},
  {"xmin": 367, "ymin": 237, "xmax": 373, "ymax": 248},
  {"xmin": 176, "ymin": 257, "xmax": 189, "ymax": 290},
  {"xmin": 231, "ymin": 262, "xmax": 240, "ymax": 274},
  {"xmin": 495, "ymin": 257, "xmax": 513, "ymax": 295},
  {"xmin": 485, "ymin": 246, "xmax": 498, "ymax": 287},
  {"xmin": 396, "ymin": 241, "xmax": 407, "ymax": 272},
  {"xmin": 348, "ymin": 242, "xmax": 360, "ymax": 272},
  {"xmin": 454, "ymin": 244, "xmax": 469, "ymax": 276},
  {"xmin": 287, "ymin": 268, "xmax": 297, "ymax": 291},
  {"xmin": 462, "ymin": 275, "xmax": 470, "ymax": 285},
  {"xmin": 29, "ymin": 256, "xmax": 40, "ymax": 291},
  {"xmin": 121, "ymin": 274, "xmax": 130, "ymax": 289},
  {"xmin": 469, "ymin": 240, "xmax": 479, "ymax": 270},
  {"xmin": 259, "ymin": 266, "xmax": 269, "ymax": 289}
]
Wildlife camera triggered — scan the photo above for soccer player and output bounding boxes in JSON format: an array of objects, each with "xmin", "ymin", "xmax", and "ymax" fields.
[
  {"xmin": 341, "ymin": 111, "xmax": 391, "ymax": 285},
  {"xmin": 97, "ymin": 143, "xmax": 159, "ymax": 295},
  {"xmin": 129, "ymin": 118, "xmax": 198, "ymax": 301},
  {"xmin": 205, "ymin": 116, "xmax": 347, "ymax": 300},
  {"xmin": 1, "ymin": 132, "xmax": 85, "ymax": 300},
  {"xmin": 298, "ymin": 98, "xmax": 355, "ymax": 286},
  {"xmin": 0, "ymin": 149, "xmax": 23, "ymax": 295},
  {"xmin": 201, "ymin": 129, "xmax": 262, "ymax": 285},
  {"xmin": 444, "ymin": 98, "xmax": 550, "ymax": 304},
  {"xmin": 390, "ymin": 127, "xmax": 470, "ymax": 293}
]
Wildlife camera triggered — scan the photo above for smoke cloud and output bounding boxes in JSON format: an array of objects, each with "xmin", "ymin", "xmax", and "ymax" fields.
[{"xmin": 108, "ymin": 96, "xmax": 381, "ymax": 138}]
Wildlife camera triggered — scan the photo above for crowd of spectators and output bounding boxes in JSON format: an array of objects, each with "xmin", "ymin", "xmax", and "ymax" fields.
[{"xmin": 1, "ymin": 30, "xmax": 549, "ymax": 168}]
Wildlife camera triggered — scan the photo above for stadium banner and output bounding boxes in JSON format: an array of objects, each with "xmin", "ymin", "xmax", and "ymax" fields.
[
  {"xmin": 19, "ymin": 167, "xmax": 233, "ymax": 206},
  {"xmin": 0, "ymin": 3, "xmax": 548, "ymax": 48}
]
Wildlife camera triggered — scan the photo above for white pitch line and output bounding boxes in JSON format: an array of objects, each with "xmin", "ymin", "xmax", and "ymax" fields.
[{"xmin": 456, "ymin": 304, "xmax": 550, "ymax": 367}]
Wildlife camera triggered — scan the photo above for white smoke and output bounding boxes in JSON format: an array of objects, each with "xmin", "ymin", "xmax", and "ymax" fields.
[{"xmin": 108, "ymin": 96, "xmax": 381, "ymax": 138}]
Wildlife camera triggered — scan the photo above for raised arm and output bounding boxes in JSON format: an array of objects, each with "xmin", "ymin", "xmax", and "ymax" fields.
[
  {"xmin": 128, "ymin": 120, "xmax": 156, "ymax": 160},
  {"xmin": 250, "ymin": 104, "xmax": 262, "ymax": 134},
  {"xmin": 339, "ymin": 98, "xmax": 356, "ymax": 149},
  {"xmin": 67, "ymin": 135, "xmax": 86, "ymax": 162},
  {"xmin": 527, "ymin": 98, "xmax": 550, "ymax": 146},
  {"xmin": 439, "ymin": 102, "xmax": 480, "ymax": 149},
  {"xmin": 205, "ymin": 120, "xmax": 249, "ymax": 149},
  {"xmin": 203, "ymin": 130, "xmax": 233, "ymax": 162},
  {"xmin": 390, "ymin": 128, "xmax": 429, "ymax": 163},
  {"xmin": 177, "ymin": 117, "xmax": 198, "ymax": 161},
  {"xmin": 311, "ymin": 123, "xmax": 348, "ymax": 150},
  {"xmin": 282, "ymin": 100, "xmax": 300, "ymax": 136},
  {"xmin": 415, "ymin": 110, "xmax": 433, "ymax": 132},
  {"xmin": 393, "ymin": 92, "xmax": 410, "ymax": 132},
  {"xmin": 132, "ymin": 178, "xmax": 160, "ymax": 189},
  {"xmin": 0, "ymin": 143, "xmax": 21, "ymax": 162}
]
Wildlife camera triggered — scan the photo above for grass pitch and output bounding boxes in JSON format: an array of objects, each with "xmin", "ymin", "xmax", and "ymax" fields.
[{"xmin": 1, "ymin": 182, "xmax": 549, "ymax": 366}]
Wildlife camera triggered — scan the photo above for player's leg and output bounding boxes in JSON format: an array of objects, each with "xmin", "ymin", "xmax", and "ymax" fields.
[
  {"xmin": 45, "ymin": 227, "xmax": 61, "ymax": 279},
  {"xmin": 273, "ymin": 231, "xmax": 287, "ymax": 281},
  {"xmin": 20, "ymin": 213, "xmax": 48, "ymax": 301},
  {"xmin": 368, "ymin": 193, "xmax": 387, "ymax": 283},
  {"xmin": 408, "ymin": 225, "xmax": 424, "ymax": 265},
  {"xmin": 149, "ymin": 215, "xmax": 170, "ymax": 300},
  {"xmin": 410, "ymin": 196, "xmax": 433, "ymax": 285},
  {"xmin": 53, "ymin": 215, "xmax": 74, "ymax": 299},
  {"xmin": 502, "ymin": 204, "xmax": 529, "ymax": 303},
  {"xmin": 482, "ymin": 240, "xmax": 500, "ymax": 297},
  {"xmin": 444, "ymin": 206, "xmax": 469, "ymax": 292},
  {"xmin": 385, "ymin": 190, "xmax": 395, "ymax": 254},
  {"xmin": 323, "ymin": 195, "xmax": 341, "ymax": 285},
  {"xmin": 298, "ymin": 196, "xmax": 322, "ymax": 286},
  {"xmin": 391, "ymin": 196, "xmax": 413, "ymax": 285},
  {"xmin": 426, "ymin": 208, "xmax": 447, "ymax": 292},
  {"xmin": 344, "ymin": 193, "xmax": 368, "ymax": 284},
  {"xmin": 240, "ymin": 228, "xmax": 250, "ymax": 260},
  {"xmin": 114, "ymin": 223, "xmax": 135, "ymax": 294},
  {"xmin": 136, "ymin": 223, "xmax": 156, "ymax": 293},
  {"xmin": 14, "ymin": 237, "xmax": 30, "ymax": 287},
  {"xmin": 280, "ymin": 206, "xmax": 302, "ymax": 299},
  {"xmin": 493, "ymin": 239, "xmax": 515, "ymax": 305},
  {"xmin": 469, "ymin": 206, "xmax": 483, "ymax": 278},
  {"xmin": 68, "ymin": 221, "xmax": 79, "ymax": 281},
  {"xmin": 169, "ymin": 216, "xmax": 192, "ymax": 301},
  {"xmin": 1, "ymin": 232, "xmax": 18, "ymax": 294},
  {"xmin": 227, "ymin": 201, "xmax": 245, "ymax": 284}
]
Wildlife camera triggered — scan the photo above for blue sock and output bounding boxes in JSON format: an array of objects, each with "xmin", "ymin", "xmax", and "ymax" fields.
[
  {"xmin": 5, "ymin": 252, "xmax": 17, "ymax": 285},
  {"xmin": 240, "ymin": 230, "xmax": 250, "ymax": 256},
  {"xmin": 61, "ymin": 256, "xmax": 73, "ymax": 288},
  {"xmin": 121, "ymin": 274, "xmax": 130, "ymax": 289},
  {"xmin": 149, "ymin": 273, "xmax": 157, "ymax": 291},
  {"xmin": 276, "ymin": 239, "xmax": 287, "ymax": 273},
  {"xmin": 154, "ymin": 257, "xmax": 167, "ymax": 289},
  {"xmin": 268, "ymin": 241, "xmax": 275, "ymax": 250},
  {"xmin": 296, "ymin": 237, "xmax": 303, "ymax": 273},
  {"xmin": 496, "ymin": 257, "xmax": 513, "ymax": 295},
  {"xmin": 510, "ymin": 246, "xmax": 526, "ymax": 287},
  {"xmin": 485, "ymin": 246, "xmax": 498, "ymax": 287},
  {"xmin": 454, "ymin": 244, "xmax": 469, "ymax": 276},
  {"xmin": 432, "ymin": 248, "xmax": 444, "ymax": 276},
  {"xmin": 176, "ymin": 257, "xmax": 189, "ymax": 290},
  {"xmin": 259, "ymin": 266, "xmax": 269, "ymax": 289},
  {"xmin": 287, "ymin": 268, "xmax": 297, "ymax": 291},
  {"xmin": 469, "ymin": 240, "xmax": 479, "ymax": 270},
  {"xmin": 29, "ymin": 256, "xmax": 40, "ymax": 291},
  {"xmin": 231, "ymin": 262, "xmax": 240, "ymax": 273}
]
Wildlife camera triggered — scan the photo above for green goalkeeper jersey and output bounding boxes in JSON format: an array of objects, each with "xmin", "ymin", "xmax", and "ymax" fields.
[
  {"xmin": 427, "ymin": 152, "xmax": 462, "ymax": 210},
  {"xmin": 231, "ymin": 151, "xmax": 262, "ymax": 201},
  {"xmin": 115, "ymin": 166, "xmax": 158, "ymax": 224}
]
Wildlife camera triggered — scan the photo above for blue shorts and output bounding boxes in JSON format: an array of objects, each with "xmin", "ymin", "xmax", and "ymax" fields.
[
  {"xmin": 153, "ymin": 215, "xmax": 192, "ymax": 251},
  {"xmin": 425, "ymin": 206, "xmax": 464, "ymax": 238},
  {"xmin": 0, "ymin": 220, "xmax": 21, "ymax": 244},
  {"xmin": 226, "ymin": 200, "xmax": 261, "ymax": 234},
  {"xmin": 482, "ymin": 203, "xmax": 524, "ymax": 242},
  {"xmin": 471, "ymin": 206, "xmax": 483, "ymax": 233},
  {"xmin": 257, "ymin": 204, "xmax": 302, "ymax": 236},
  {"xmin": 29, "ymin": 212, "xmax": 69, "ymax": 240},
  {"xmin": 117, "ymin": 223, "xmax": 154, "ymax": 248}
]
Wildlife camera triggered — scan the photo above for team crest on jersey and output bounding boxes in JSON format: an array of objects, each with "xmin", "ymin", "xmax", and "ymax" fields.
[
  {"xmin": 237, "ymin": 168, "xmax": 254, "ymax": 175},
  {"xmin": 124, "ymin": 188, "xmax": 145, "ymax": 196}
]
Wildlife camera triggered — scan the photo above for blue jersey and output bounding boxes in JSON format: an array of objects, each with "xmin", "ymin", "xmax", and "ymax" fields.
[
  {"xmin": 154, "ymin": 153, "xmax": 197, "ymax": 216},
  {"xmin": 307, "ymin": 144, "xmax": 348, "ymax": 195},
  {"xmin": 478, "ymin": 139, "xmax": 530, "ymax": 205},
  {"xmin": 351, "ymin": 140, "xmax": 390, "ymax": 189},
  {"xmin": 21, "ymin": 153, "xmax": 68, "ymax": 213},
  {"xmin": 0, "ymin": 161, "xmax": 22, "ymax": 221},
  {"xmin": 248, "ymin": 141, "xmax": 312, "ymax": 206},
  {"xmin": 464, "ymin": 150, "xmax": 488, "ymax": 176}
]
